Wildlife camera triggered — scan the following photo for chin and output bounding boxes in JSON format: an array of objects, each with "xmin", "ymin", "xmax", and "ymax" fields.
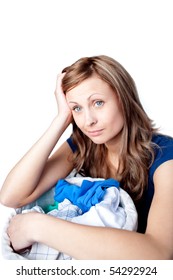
[{"xmin": 90, "ymin": 138, "xmax": 106, "ymax": 145}]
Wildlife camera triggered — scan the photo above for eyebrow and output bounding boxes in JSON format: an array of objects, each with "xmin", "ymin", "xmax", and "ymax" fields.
[{"xmin": 68, "ymin": 93, "xmax": 104, "ymax": 104}]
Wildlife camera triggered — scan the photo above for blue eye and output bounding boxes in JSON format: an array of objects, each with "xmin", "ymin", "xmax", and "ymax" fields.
[
  {"xmin": 95, "ymin": 100, "xmax": 104, "ymax": 107},
  {"xmin": 73, "ymin": 106, "xmax": 81, "ymax": 112}
]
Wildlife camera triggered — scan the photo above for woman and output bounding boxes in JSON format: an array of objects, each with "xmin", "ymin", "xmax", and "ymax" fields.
[{"xmin": 0, "ymin": 55, "xmax": 173, "ymax": 259}]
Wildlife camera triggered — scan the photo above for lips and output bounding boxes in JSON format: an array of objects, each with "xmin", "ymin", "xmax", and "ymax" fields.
[{"xmin": 87, "ymin": 129, "xmax": 104, "ymax": 137}]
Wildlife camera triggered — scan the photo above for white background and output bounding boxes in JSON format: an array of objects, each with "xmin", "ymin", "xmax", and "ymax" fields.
[{"xmin": 0, "ymin": 0, "xmax": 173, "ymax": 263}]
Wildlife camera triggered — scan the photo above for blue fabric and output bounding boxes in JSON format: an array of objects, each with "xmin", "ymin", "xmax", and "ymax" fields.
[
  {"xmin": 67, "ymin": 137, "xmax": 77, "ymax": 153},
  {"xmin": 54, "ymin": 178, "xmax": 119, "ymax": 213}
]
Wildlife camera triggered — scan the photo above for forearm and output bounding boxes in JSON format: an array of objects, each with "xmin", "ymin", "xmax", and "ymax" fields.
[
  {"xmin": 35, "ymin": 214, "xmax": 167, "ymax": 260},
  {"xmin": 0, "ymin": 115, "xmax": 70, "ymax": 206}
]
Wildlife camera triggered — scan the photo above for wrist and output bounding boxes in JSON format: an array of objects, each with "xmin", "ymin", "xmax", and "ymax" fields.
[
  {"xmin": 32, "ymin": 212, "xmax": 53, "ymax": 244},
  {"xmin": 30, "ymin": 212, "xmax": 46, "ymax": 243},
  {"xmin": 52, "ymin": 113, "xmax": 72, "ymax": 130}
]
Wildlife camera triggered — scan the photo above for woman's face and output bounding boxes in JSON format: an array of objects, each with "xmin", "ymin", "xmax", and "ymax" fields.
[{"xmin": 66, "ymin": 75, "xmax": 124, "ymax": 147}]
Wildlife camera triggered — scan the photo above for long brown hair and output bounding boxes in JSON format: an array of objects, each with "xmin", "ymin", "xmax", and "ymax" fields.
[{"xmin": 61, "ymin": 55, "xmax": 158, "ymax": 201}]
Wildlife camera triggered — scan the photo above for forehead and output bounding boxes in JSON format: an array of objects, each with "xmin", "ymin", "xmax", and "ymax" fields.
[{"xmin": 66, "ymin": 75, "xmax": 113, "ymax": 101}]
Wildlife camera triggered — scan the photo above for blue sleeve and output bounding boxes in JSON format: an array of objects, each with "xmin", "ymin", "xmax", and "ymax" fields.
[
  {"xmin": 66, "ymin": 137, "xmax": 77, "ymax": 153},
  {"xmin": 149, "ymin": 134, "xmax": 173, "ymax": 179}
]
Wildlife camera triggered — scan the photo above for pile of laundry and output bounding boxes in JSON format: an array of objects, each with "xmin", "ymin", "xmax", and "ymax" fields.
[{"xmin": 1, "ymin": 175, "xmax": 138, "ymax": 260}]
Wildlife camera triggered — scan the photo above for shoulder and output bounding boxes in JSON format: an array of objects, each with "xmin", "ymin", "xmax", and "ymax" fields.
[
  {"xmin": 152, "ymin": 133, "xmax": 173, "ymax": 184},
  {"xmin": 152, "ymin": 133, "xmax": 173, "ymax": 148},
  {"xmin": 149, "ymin": 133, "xmax": 173, "ymax": 178}
]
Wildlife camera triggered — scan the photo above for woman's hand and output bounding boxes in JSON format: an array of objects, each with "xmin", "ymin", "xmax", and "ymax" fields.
[
  {"xmin": 54, "ymin": 73, "xmax": 72, "ymax": 124},
  {"xmin": 7, "ymin": 212, "xmax": 40, "ymax": 252}
]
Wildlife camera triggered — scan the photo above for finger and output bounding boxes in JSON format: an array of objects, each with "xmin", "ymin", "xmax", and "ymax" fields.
[
  {"xmin": 56, "ymin": 72, "xmax": 66, "ymax": 85},
  {"xmin": 56, "ymin": 73, "xmax": 66, "ymax": 89}
]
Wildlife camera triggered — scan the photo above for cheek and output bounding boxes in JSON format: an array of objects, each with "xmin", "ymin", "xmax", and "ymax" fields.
[
  {"xmin": 72, "ymin": 113, "xmax": 83, "ymax": 128},
  {"xmin": 107, "ymin": 109, "xmax": 124, "ymax": 129}
]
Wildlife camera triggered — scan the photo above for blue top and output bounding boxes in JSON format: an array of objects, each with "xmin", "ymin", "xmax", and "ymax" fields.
[{"xmin": 67, "ymin": 134, "xmax": 173, "ymax": 233}]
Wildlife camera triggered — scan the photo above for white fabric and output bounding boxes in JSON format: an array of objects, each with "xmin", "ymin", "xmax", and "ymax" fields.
[{"xmin": 1, "ymin": 176, "xmax": 137, "ymax": 260}]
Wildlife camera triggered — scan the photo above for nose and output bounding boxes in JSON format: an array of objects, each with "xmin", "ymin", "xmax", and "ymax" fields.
[{"xmin": 85, "ymin": 109, "xmax": 97, "ymax": 127}]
